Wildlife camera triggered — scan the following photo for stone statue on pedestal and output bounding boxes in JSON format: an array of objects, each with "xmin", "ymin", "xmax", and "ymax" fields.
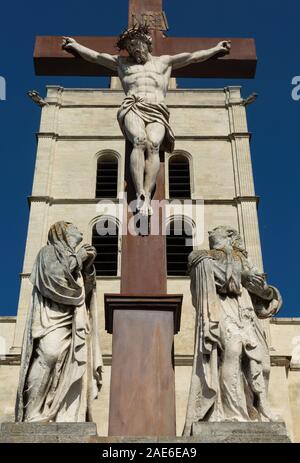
[
  {"xmin": 62, "ymin": 25, "xmax": 231, "ymax": 216},
  {"xmin": 15, "ymin": 222, "xmax": 102, "ymax": 423},
  {"xmin": 184, "ymin": 226, "xmax": 282, "ymax": 435}
]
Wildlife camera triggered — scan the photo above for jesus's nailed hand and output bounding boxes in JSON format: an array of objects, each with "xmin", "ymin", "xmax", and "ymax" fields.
[
  {"xmin": 216, "ymin": 40, "xmax": 231, "ymax": 54},
  {"xmin": 62, "ymin": 36, "xmax": 77, "ymax": 50}
]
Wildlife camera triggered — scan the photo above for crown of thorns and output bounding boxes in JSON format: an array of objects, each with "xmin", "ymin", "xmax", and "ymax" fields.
[{"xmin": 116, "ymin": 24, "xmax": 153, "ymax": 51}]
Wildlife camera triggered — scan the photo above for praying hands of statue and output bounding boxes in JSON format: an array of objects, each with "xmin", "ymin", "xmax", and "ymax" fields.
[
  {"xmin": 77, "ymin": 244, "xmax": 97, "ymax": 272},
  {"xmin": 241, "ymin": 270, "xmax": 273, "ymax": 300}
]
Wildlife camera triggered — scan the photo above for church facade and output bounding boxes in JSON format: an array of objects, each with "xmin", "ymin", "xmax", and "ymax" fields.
[{"xmin": 0, "ymin": 81, "xmax": 299, "ymax": 440}]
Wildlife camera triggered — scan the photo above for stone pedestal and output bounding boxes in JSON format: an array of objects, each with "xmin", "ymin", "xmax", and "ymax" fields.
[
  {"xmin": 105, "ymin": 294, "xmax": 182, "ymax": 437},
  {"xmin": 0, "ymin": 422, "xmax": 97, "ymax": 443},
  {"xmin": 191, "ymin": 421, "xmax": 291, "ymax": 443},
  {"xmin": 0, "ymin": 421, "xmax": 292, "ymax": 443}
]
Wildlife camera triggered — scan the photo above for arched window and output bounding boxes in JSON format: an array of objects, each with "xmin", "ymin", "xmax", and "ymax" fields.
[
  {"xmin": 168, "ymin": 154, "xmax": 191, "ymax": 199},
  {"xmin": 95, "ymin": 153, "xmax": 118, "ymax": 198},
  {"xmin": 92, "ymin": 217, "xmax": 119, "ymax": 276},
  {"xmin": 166, "ymin": 217, "xmax": 193, "ymax": 276}
]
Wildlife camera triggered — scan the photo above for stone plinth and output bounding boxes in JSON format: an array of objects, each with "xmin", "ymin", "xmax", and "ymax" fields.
[
  {"xmin": 0, "ymin": 422, "xmax": 97, "ymax": 443},
  {"xmin": 105, "ymin": 295, "xmax": 182, "ymax": 437},
  {"xmin": 0, "ymin": 421, "xmax": 292, "ymax": 443},
  {"xmin": 191, "ymin": 421, "xmax": 291, "ymax": 443}
]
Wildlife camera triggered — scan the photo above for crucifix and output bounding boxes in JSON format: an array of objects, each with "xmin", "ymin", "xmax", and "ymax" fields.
[{"xmin": 34, "ymin": 0, "xmax": 256, "ymax": 437}]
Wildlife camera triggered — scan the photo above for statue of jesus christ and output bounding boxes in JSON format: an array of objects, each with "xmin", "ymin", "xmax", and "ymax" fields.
[{"xmin": 63, "ymin": 25, "xmax": 231, "ymax": 216}]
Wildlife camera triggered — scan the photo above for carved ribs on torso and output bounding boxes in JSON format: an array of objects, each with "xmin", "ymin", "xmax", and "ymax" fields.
[{"xmin": 118, "ymin": 56, "xmax": 172, "ymax": 104}]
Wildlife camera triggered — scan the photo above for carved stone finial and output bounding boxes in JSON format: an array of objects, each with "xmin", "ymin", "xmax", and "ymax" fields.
[
  {"xmin": 242, "ymin": 92, "xmax": 258, "ymax": 106},
  {"xmin": 27, "ymin": 90, "xmax": 48, "ymax": 107}
]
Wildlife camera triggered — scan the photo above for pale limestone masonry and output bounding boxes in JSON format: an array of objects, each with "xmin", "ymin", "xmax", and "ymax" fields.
[{"xmin": 0, "ymin": 83, "xmax": 299, "ymax": 440}]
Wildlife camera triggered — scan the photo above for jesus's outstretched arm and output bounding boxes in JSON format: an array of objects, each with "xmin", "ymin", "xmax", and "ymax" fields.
[
  {"xmin": 162, "ymin": 40, "xmax": 231, "ymax": 70},
  {"xmin": 62, "ymin": 37, "xmax": 119, "ymax": 71}
]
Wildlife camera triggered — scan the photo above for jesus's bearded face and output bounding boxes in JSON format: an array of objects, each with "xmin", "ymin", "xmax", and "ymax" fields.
[{"xmin": 126, "ymin": 39, "xmax": 149, "ymax": 64}]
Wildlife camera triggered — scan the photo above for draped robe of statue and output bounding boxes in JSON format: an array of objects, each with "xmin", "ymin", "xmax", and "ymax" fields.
[
  {"xmin": 15, "ymin": 223, "xmax": 103, "ymax": 422},
  {"xmin": 117, "ymin": 94, "xmax": 175, "ymax": 153},
  {"xmin": 183, "ymin": 248, "xmax": 282, "ymax": 435}
]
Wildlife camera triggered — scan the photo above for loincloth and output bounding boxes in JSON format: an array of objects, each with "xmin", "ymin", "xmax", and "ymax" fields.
[{"xmin": 117, "ymin": 95, "xmax": 175, "ymax": 153}]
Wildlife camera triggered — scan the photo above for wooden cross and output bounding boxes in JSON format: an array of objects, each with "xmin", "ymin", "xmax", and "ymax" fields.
[
  {"xmin": 34, "ymin": 0, "xmax": 256, "ymax": 78},
  {"xmin": 33, "ymin": 0, "xmax": 256, "ymax": 437}
]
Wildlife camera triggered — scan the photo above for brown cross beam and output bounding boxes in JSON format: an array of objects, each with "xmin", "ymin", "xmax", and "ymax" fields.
[{"xmin": 33, "ymin": 0, "xmax": 257, "ymax": 78}]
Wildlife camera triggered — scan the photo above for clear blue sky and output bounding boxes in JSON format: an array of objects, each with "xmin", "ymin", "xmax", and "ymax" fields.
[{"xmin": 0, "ymin": 0, "xmax": 299, "ymax": 317}]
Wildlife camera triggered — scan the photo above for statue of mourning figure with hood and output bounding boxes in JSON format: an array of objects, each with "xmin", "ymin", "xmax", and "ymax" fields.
[
  {"xmin": 183, "ymin": 226, "xmax": 282, "ymax": 435},
  {"xmin": 15, "ymin": 222, "xmax": 102, "ymax": 423}
]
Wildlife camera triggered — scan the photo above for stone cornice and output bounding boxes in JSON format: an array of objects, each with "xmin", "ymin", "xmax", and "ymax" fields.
[
  {"xmin": 100, "ymin": 354, "xmax": 195, "ymax": 367},
  {"xmin": 44, "ymin": 86, "xmax": 242, "ymax": 108},
  {"xmin": 98, "ymin": 354, "xmax": 295, "ymax": 368},
  {"xmin": 225, "ymin": 102, "xmax": 245, "ymax": 108},
  {"xmin": 67, "ymin": 103, "xmax": 232, "ymax": 108},
  {"xmin": 271, "ymin": 318, "xmax": 300, "ymax": 324},
  {"xmin": 290, "ymin": 366, "xmax": 300, "ymax": 371},
  {"xmin": 47, "ymin": 87, "xmax": 236, "ymax": 93},
  {"xmin": 26, "ymin": 196, "xmax": 259, "ymax": 206},
  {"xmin": 27, "ymin": 196, "xmax": 52, "ymax": 208},
  {"xmin": 270, "ymin": 355, "xmax": 291, "ymax": 367},
  {"xmin": 175, "ymin": 136, "xmax": 230, "ymax": 141},
  {"xmin": 0, "ymin": 355, "xmax": 20, "ymax": 365},
  {"xmin": 229, "ymin": 132, "xmax": 252, "ymax": 141},
  {"xmin": 36, "ymin": 132, "xmax": 58, "ymax": 140},
  {"xmin": 0, "ymin": 354, "xmax": 296, "ymax": 369},
  {"xmin": 35, "ymin": 133, "xmax": 237, "ymax": 141},
  {"xmin": 35, "ymin": 132, "xmax": 253, "ymax": 142},
  {"xmin": 19, "ymin": 273, "xmax": 121, "ymax": 280},
  {"xmin": 235, "ymin": 196, "xmax": 260, "ymax": 205},
  {"xmin": 27, "ymin": 196, "xmax": 122, "ymax": 205},
  {"xmin": 174, "ymin": 355, "xmax": 194, "ymax": 366},
  {"xmin": 0, "ymin": 316, "xmax": 16, "ymax": 323},
  {"xmin": 47, "ymin": 103, "xmax": 233, "ymax": 109},
  {"xmin": 26, "ymin": 196, "xmax": 257, "ymax": 206}
]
